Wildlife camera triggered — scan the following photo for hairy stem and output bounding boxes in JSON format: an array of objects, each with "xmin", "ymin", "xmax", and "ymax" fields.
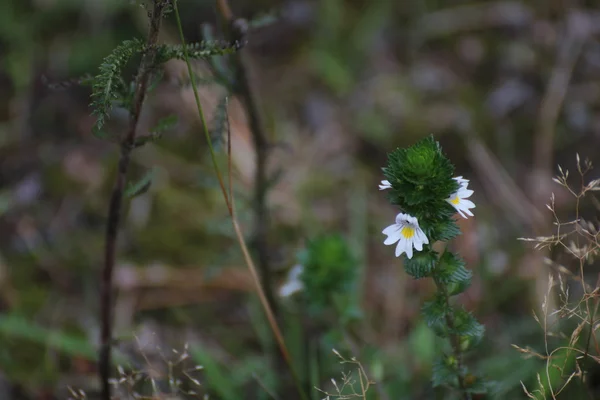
[
  {"xmin": 216, "ymin": 0, "xmax": 277, "ymax": 316},
  {"xmin": 436, "ymin": 281, "xmax": 472, "ymax": 400},
  {"xmin": 99, "ymin": 1, "xmax": 166, "ymax": 398}
]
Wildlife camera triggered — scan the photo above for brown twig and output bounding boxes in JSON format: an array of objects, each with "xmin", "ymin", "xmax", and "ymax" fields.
[
  {"xmin": 216, "ymin": 0, "xmax": 278, "ymax": 315},
  {"xmin": 99, "ymin": 1, "xmax": 167, "ymax": 399}
]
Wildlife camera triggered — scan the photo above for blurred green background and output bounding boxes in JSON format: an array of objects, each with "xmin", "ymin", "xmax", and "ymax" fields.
[{"xmin": 1, "ymin": 0, "xmax": 600, "ymax": 399}]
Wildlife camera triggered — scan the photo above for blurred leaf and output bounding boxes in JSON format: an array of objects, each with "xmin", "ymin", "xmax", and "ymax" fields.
[
  {"xmin": 191, "ymin": 345, "xmax": 243, "ymax": 400},
  {"xmin": 125, "ymin": 167, "xmax": 155, "ymax": 198},
  {"xmin": 431, "ymin": 356, "xmax": 458, "ymax": 388},
  {"xmin": 0, "ymin": 313, "xmax": 96, "ymax": 360}
]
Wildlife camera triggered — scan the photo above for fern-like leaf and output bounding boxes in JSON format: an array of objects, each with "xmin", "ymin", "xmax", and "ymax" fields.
[
  {"xmin": 90, "ymin": 38, "xmax": 145, "ymax": 135},
  {"xmin": 155, "ymin": 41, "xmax": 239, "ymax": 64}
]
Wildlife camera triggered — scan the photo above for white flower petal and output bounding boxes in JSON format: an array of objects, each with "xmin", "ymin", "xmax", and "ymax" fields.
[
  {"xmin": 382, "ymin": 224, "xmax": 400, "ymax": 236},
  {"xmin": 460, "ymin": 199, "xmax": 475, "ymax": 208},
  {"xmin": 457, "ymin": 188, "xmax": 474, "ymax": 198},
  {"xmin": 384, "ymin": 232, "xmax": 401, "ymax": 245},
  {"xmin": 279, "ymin": 280, "xmax": 304, "ymax": 297},
  {"xmin": 379, "ymin": 180, "xmax": 392, "ymax": 190},
  {"xmin": 289, "ymin": 264, "xmax": 304, "ymax": 280},
  {"xmin": 418, "ymin": 229, "xmax": 430, "ymax": 245},
  {"xmin": 395, "ymin": 239, "xmax": 405, "ymax": 257},
  {"xmin": 405, "ymin": 240, "xmax": 414, "ymax": 259},
  {"xmin": 395, "ymin": 213, "xmax": 411, "ymax": 224},
  {"xmin": 414, "ymin": 237, "xmax": 424, "ymax": 251}
]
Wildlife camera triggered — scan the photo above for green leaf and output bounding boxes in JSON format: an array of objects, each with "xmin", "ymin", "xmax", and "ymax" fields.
[
  {"xmin": 431, "ymin": 356, "xmax": 459, "ymax": 388},
  {"xmin": 132, "ymin": 115, "xmax": 178, "ymax": 148},
  {"xmin": 125, "ymin": 168, "xmax": 155, "ymax": 198},
  {"xmin": 152, "ymin": 114, "xmax": 178, "ymax": 133},
  {"xmin": 435, "ymin": 251, "xmax": 472, "ymax": 286},
  {"xmin": 383, "ymin": 135, "xmax": 457, "ymax": 208},
  {"xmin": 422, "ymin": 293, "xmax": 449, "ymax": 333},
  {"xmin": 464, "ymin": 374, "xmax": 491, "ymax": 394},
  {"xmin": 90, "ymin": 38, "xmax": 145, "ymax": 135},
  {"xmin": 249, "ymin": 12, "xmax": 278, "ymax": 29},
  {"xmin": 155, "ymin": 41, "xmax": 239, "ymax": 64},
  {"xmin": 450, "ymin": 308, "xmax": 485, "ymax": 344},
  {"xmin": 209, "ymin": 96, "xmax": 230, "ymax": 149},
  {"xmin": 429, "ymin": 218, "xmax": 461, "ymax": 242},
  {"xmin": 404, "ymin": 249, "xmax": 437, "ymax": 279},
  {"xmin": 298, "ymin": 234, "xmax": 357, "ymax": 314},
  {"xmin": 447, "ymin": 279, "xmax": 472, "ymax": 297},
  {"xmin": 191, "ymin": 345, "xmax": 243, "ymax": 400}
]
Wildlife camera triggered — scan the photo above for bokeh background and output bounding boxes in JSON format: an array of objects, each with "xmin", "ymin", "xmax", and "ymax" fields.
[{"xmin": 1, "ymin": 0, "xmax": 600, "ymax": 399}]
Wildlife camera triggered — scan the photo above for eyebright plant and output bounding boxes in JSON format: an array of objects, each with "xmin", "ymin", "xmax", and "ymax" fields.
[{"xmin": 380, "ymin": 136, "xmax": 485, "ymax": 399}]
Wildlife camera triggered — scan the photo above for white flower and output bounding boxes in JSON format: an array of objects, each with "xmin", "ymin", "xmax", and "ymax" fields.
[
  {"xmin": 447, "ymin": 176, "xmax": 475, "ymax": 218},
  {"xmin": 379, "ymin": 180, "xmax": 392, "ymax": 190},
  {"xmin": 382, "ymin": 213, "xmax": 429, "ymax": 259},
  {"xmin": 278, "ymin": 264, "xmax": 304, "ymax": 297}
]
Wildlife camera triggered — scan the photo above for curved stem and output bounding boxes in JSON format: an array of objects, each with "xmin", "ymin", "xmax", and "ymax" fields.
[{"xmin": 172, "ymin": 3, "xmax": 307, "ymax": 400}]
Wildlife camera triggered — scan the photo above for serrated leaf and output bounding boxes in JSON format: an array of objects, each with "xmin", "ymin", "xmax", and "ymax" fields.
[
  {"xmin": 447, "ymin": 278, "xmax": 472, "ymax": 296},
  {"xmin": 404, "ymin": 249, "xmax": 437, "ymax": 279},
  {"xmin": 450, "ymin": 308, "xmax": 485, "ymax": 343},
  {"xmin": 125, "ymin": 168, "xmax": 155, "ymax": 198},
  {"xmin": 422, "ymin": 294, "xmax": 449, "ymax": 332},
  {"xmin": 464, "ymin": 374, "xmax": 491, "ymax": 394},
  {"xmin": 432, "ymin": 357, "xmax": 458, "ymax": 388},
  {"xmin": 90, "ymin": 38, "xmax": 145, "ymax": 135},
  {"xmin": 155, "ymin": 41, "xmax": 239, "ymax": 64},
  {"xmin": 436, "ymin": 251, "xmax": 472, "ymax": 286},
  {"xmin": 432, "ymin": 218, "xmax": 461, "ymax": 241}
]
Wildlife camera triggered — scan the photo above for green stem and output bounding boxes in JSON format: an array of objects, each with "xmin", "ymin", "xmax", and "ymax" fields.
[
  {"xmin": 171, "ymin": 3, "xmax": 308, "ymax": 400},
  {"xmin": 435, "ymin": 280, "xmax": 472, "ymax": 400}
]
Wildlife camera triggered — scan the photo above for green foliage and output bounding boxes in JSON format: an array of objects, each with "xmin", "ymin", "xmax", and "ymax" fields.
[
  {"xmin": 125, "ymin": 167, "xmax": 155, "ymax": 198},
  {"xmin": 450, "ymin": 309, "xmax": 485, "ymax": 346},
  {"xmin": 209, "ymin": 96, "xmax": 230, "ymax": 149},
  {"xmin": 155, "ymin": 41, "xmax": 239, "ymax": 64},
  {"xmin": 133, "ymin": 114, "xmax": 178, "ymax": 148},
  {"xmin": 404, "ymin": 248, "xmax": 437, "ymax": 279},
  {"xmin": 381, "ymin": 135, "xmax": 485, "ymax": 397},
  {"xmin": 383, "ymin": 135, "xmax": 459, "ymax": 242},
  {"xmin": 89, "ymin": 38, "xmax": 237, "ymax": 139},
  {"xmin": 432, "ymin": 356, "xmax": 460, "ymax": 388},
  {"xmin": 90, "ymin": 38, "xmax": 144, "ymax": 135},
  {"xmin": 435, "ymin": 252, "xmax": 472, "ymax": 287},
  {"xmin": 298, "ymin": 234, "xmax": 356, "ymax": 314},
  {"xmin": 422, "ymin": 294, "xmax": 449, "ymax": 332}
]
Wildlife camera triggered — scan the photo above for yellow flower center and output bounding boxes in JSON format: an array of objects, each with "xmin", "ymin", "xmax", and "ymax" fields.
[
  {"xmin": 401, "ymin": 226, "xmax": 415, "ymax": 239},
  {"xmin": 450, "ymin": 195, "xmax": 460, "ymax": 205}
]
